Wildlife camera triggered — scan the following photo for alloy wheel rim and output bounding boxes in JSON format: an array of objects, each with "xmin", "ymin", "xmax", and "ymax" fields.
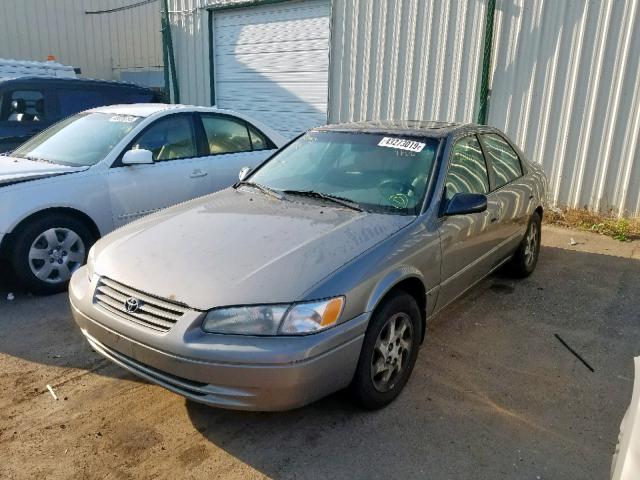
[
  {"xmin": 523, "ymin": 222, "xmax": 538, "ymax": 266},
  {"xmin": 28, "ymin": 228, "xmax": 85, "ymax": 284},
  {"xmin": 370, "ymin": 312, "xmax": 413, "ymax": 392}
]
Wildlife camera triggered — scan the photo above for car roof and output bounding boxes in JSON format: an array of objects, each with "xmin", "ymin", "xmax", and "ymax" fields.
[
  {"xmin": 315, "ymin": 120, "xmax": 489, "ymax": 138},
  {"xmin": 0, "ymin": 75, "xmax": 153, "ymax": 91},
  {"xmin": 88, "ymin": 103, "xmax": 248, "ymax": 118}
]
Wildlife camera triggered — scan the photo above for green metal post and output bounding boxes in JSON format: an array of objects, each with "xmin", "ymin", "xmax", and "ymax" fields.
[
  {"xmin": 477, "ymin": 0, "xmax": 496, "ymax": 125},
  {"xmin": 162, "ymin": 0, "xmax": 180, "ymax": 104},
  {"xmin": 208, "ymin": 10, "xmax": 216, "ymax": 106},
  {"xmin": 161, "ymin": 12, "xmax": 170, "ymax": 102}
]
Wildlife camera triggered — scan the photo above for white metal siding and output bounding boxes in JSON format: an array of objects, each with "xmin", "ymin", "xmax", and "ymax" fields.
[
  {"xmin": 329, "ymin": 0, "xmax": 640, "ymax": 216},
  {"xmin": 0, "ymin": 0, "xmax": 163, "ymax": 82},
  {"xmin": 329, "ymin": 0, "xmax": 487, "ymax": 125},
  {"xmin": 169, "ymin": 0, "xmax": 211, "ymax": 106},
  {"xmin": 489, "ymin": 0, "xmax": 640, "ymax": 216},
  {"xmin": 213, "ymin": 0, "xmax": 330, "ymax": 137}
]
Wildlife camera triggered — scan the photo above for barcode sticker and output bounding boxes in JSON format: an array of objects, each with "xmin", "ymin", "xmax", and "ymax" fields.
[{"xmin": 378, "ymin": 137, "xmax": 426, "ymax": 153}]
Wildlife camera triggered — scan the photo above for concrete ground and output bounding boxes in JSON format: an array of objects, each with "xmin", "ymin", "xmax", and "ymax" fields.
[{"xmin": 0, "ymin": 225, "xmax": 639, "ymax": 479}]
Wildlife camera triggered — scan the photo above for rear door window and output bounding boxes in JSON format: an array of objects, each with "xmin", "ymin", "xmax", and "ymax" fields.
[
  {"xmin": 200, "ymin": 115, "xmax": 252, "ymax": 155},
  {"xmin": 248, "ymin": 125, "xmax": 269, "ymax": 151},
  {"xmin": 480, "ymin": 133, "xmax": 523, "ymax": 189},
  {"xmin": 445, "ymin": 135, "xmax": 490, "ymax": 201}
]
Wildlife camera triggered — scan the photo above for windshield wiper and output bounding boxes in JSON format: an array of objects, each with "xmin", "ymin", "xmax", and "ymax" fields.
[
  {"xmin": 282, "ymin": 190, "xmax": 363, "ymax": 212},
  {"xmin": 235, "ymin": 180, "xmax": 284, "ymax": 200}
]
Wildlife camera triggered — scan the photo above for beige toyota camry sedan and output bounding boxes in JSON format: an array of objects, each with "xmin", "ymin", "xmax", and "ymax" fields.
[{"xmin": 70, "ymin": 121, "xmax": 547, "ymax": 411}]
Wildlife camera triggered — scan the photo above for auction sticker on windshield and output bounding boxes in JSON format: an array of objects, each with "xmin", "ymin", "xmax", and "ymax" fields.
[
  {"xmin": 378, "ymin": 137, "xmax": 426, "ymax": 153},
  {"xmin": 109, "ymin": 114, "xmax": 138, "ymax": 123}
]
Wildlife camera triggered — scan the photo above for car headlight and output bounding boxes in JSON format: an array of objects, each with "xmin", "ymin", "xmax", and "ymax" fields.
[
  {"xmin": 202, "ymin": 297, "xmax": 345, "ymax": 336},
  {"xmin": 278, "ymin": 297, "xmax": 345, "ymax": 334},
  {"xmin": 86, "ymin": 246, "xmax": 96, "ymax": 281}
]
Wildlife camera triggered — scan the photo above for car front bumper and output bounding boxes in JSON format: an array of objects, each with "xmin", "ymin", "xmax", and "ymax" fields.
[{"xmin": 69, "ymin": 267, "xmax": 369, "ymax": 411}]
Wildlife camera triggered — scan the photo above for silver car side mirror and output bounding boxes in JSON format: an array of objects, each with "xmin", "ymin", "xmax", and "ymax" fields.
[
  {"xmin": 238, "ymin": 166, "xmax": 252, "ymax": 181},
  {"xmin": 122, "ymin": 149, "xmax": 153, "ymax": 165}
]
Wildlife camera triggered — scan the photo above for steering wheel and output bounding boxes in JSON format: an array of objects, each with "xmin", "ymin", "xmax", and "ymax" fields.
[{"xmin": 377, "ymin": 178, "xmax": 416, "ymax": 197}]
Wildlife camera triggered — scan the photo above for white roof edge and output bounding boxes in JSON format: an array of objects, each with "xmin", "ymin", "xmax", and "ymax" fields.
[{"xmin": 89, "ymin": 103, "xmax": 253, "ymax": 118}]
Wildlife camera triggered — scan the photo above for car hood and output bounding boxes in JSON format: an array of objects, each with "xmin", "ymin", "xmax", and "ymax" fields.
[
  {"xmin": 94, "ymin": 188, "xmax": 415, "ymax": 310},
  {"xmin": 0, "ymin": 155, "xmax": 88, "ymax": 186}
]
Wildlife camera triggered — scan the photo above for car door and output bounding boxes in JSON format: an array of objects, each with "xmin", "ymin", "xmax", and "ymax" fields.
[
  {"xmin": 197, "ymin": 113, "xmax": 276, "ymax": 191},
  {"xmin": 478, "ymin": 132, "xmax": 532, "ymax": 254},
  {"xmin": 107, "ymin": 113, "xmax": 212, "ymax": 227},
  {"xmin": 0, "ymin": 86, "xmax": 54, "ymax": 152},
  {"xmin": 436, "ymin": 134, "xmax": 505, "ymax": 310}
]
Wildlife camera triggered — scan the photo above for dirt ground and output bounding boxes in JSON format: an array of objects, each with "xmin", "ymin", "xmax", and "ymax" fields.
[{"xmin": 1, "ymin": 225, "xmax": 639, "ymax": 479}]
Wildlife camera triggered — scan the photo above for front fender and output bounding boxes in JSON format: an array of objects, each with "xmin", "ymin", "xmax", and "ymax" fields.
[
  {"xmin": 365, "ymin": 266, "xmax": 426, "ymax": 313},
  {"xmin": 0, "ymin": 171, "xmax": 112, "ymax": 236}
]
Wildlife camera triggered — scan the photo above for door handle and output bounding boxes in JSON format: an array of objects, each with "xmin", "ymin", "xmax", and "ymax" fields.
[{"xmin": 190, "ymin": 169, "xmax": 207, "ymax": 178}]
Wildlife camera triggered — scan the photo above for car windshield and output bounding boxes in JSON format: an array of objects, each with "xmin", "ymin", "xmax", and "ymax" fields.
[
  {"xmin": 249, "ymin": 131, "xmax": 439, "ymax": 215},
  {"xmin": 11, "ymin": 112, "xmax": 142, "ymax": 167}
]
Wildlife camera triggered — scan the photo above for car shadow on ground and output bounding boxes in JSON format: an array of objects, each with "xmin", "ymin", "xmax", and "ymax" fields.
[{"xmin": 182, "ymin": 246, "xmax": 640, "ymax": 480}]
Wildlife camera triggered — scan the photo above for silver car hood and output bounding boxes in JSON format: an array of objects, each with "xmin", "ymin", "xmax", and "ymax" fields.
[
  {"xmin": 0, "ymin": 155, "xmax": 88, "ymax": 186},
  {"xmin": 94, "ymin": 188, "xmax": 414, "ymax": 310}
]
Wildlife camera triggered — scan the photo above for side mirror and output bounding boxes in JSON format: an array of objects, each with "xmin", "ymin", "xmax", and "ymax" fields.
[
  {"xmin": 443, "ymin": 193, "xmax": 487, "ymax": 216},
  {"xmin": 238, "ymin": 166, "xmax": 252, "ymax": 181},
  {"xmin": 122, "ymin": 149, "xmax": 153, "ymax": 165}
]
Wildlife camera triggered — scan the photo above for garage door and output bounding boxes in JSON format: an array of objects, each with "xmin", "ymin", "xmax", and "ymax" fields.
[{"xmin": 213, "ymin": 0, "xmax": 330, "ymax": 138}]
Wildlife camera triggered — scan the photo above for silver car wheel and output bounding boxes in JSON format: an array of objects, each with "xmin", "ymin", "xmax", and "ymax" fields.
[
  {"xmin": 523, "ymin": 222, "xmax": 538, "ymax": 267},
  {"xmin": 370, "ymin": 312, "xmax": 414, "ymax": 392},
  {"xmin": 28, "ymin": 228, "xmax": 86, "ymax": 284}
]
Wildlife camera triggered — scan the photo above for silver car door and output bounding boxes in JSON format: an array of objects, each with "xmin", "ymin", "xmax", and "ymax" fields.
[
  {"xmin": 479, "ymin": 132, "xmax": 532, "ymax": 255},
  {"xmin": 436, "ymin": 134, "xmax": 504, "ymax": 311},
  {"xmin": 107, "ymin": 113, "xmax": 208, "ymax": 227}
]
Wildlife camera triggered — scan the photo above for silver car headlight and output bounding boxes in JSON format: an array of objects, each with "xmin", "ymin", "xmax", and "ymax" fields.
[
  {"xmin": 201, "ymin": 297, "xmax": 345, "ymax": 336},
  {"xmin": 278, "ymin": 297, "xmax": 345, "ymax": 334}
]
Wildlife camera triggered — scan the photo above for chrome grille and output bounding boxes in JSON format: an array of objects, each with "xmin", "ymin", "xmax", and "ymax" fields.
[{"xmin": 94, "ymin": 277, "xmax": 188, "ymax": 332}]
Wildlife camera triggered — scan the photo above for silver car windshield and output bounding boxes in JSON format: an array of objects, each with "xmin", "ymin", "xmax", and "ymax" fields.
[
  {"xmin": 12, "ymin": 112, "xmax": 142, "ymax": 167},
  {"xmin": 250, "ymin": 131, "xmax": 439, "ymax": 215}
]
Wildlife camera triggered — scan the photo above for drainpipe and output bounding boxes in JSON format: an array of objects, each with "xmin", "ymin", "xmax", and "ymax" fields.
[
  {"xmin": 161, "ymin": 0, "xmax": 180, "ymax": 103},
  {"xmin": 477, "ymin": 0, "xmax": 496, "ymax": 125}
]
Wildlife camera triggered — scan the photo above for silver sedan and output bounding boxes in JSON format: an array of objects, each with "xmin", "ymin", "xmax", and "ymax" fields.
[{"xmin": 69, "ymin": 121, "xmax": 547, "ymax": 411}]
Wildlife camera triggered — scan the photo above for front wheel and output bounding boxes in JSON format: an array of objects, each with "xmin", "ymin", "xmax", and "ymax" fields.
[
  {"xmin": 349, "ymin": 291, "xmax": 422, "ymax": 410},
  {"xmin": 10, "ymin": 214, "xmax": 94, "ymax": 294},
  {"xmin": 508, "ymin": 211, "xmax": 541, "ymax": 278}
]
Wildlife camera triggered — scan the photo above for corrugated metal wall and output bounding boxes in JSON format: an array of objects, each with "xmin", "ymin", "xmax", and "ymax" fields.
[
  {"xmin": 329, "ymin": 0, "xmax": 487, "ymax": 125},
  {"xmin": 168, "ymin": 0, "xmax": 640, "ymax": 215},
  {"xmin": 168, "ymin": 0, "xmax": 212, "ymax": 106},
  {"xmin": 489, "ymin": 0, "xmax": 640, "ymax": 216},
  {"xmin": 0, "ymin": 0, "xmax": 163, "ymax": 82},
  {"xmin": 329, "ymin": 0, "xmax": 640, "ymax": 216}
]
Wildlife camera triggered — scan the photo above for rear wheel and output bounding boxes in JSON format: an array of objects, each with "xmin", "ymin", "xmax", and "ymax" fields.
[
  {"xmin": 350, "ymin": 291, "xmax": 422, "ymax": 410},
  {"xmin": 10, "ymin": 214, "xmax": 94, "ymax": 294},
  {"xmin": 508, "ymin": 211, "xmax": 541, "ymax": 278}
]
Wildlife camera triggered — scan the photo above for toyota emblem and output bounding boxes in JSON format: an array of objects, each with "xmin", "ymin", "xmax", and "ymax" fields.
[{"xmin": 124, "ymin": 297, "xmax": 140, "ymax": 313}]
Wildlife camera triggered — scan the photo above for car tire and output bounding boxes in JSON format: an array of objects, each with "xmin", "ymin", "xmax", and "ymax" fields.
[
  {"xmin": 508, "ymin": 211, "xmax": 541, "ymax": 278},
  {"xmin": 10, "ymin": 213, "xmax": 94, "ymax": 295},
  {"xmin": 349, "ymin": 291, "xmax": 422, "ymax": 410}
]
